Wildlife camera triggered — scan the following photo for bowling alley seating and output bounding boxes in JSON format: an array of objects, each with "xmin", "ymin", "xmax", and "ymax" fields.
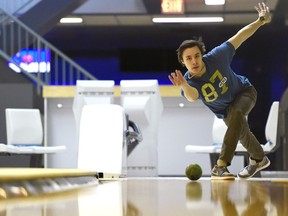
[
  {"xmin": 185, "ymin": 101, "xmax": 280, "ymax": 169},
  {"xmin": 3, "ymin": 108, "xmax": 66, "ymax": 167}
]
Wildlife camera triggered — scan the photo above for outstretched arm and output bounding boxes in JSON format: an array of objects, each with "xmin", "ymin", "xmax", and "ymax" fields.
[
  {"xmin": 169, "ymin": 70, "xmax": 199, "ymax": 101},
  {"xmin": 228, "ymin": 2, "xmax": 271, "ymax": 50}
]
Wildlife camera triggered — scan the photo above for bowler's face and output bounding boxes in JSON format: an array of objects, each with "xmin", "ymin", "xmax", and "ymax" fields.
[{"xmin": 182, "ymin": 46, "xmax": 204, "ymax": 76}]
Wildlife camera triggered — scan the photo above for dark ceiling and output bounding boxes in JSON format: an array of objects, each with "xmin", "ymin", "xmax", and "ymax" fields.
[{"xmin": 43, "ymin": 0, "xmax": 287, "ymax": 54}]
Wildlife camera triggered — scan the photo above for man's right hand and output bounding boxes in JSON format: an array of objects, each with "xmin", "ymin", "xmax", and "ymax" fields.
[
  {"xmin": 169, "ymin": 69, "xmax": 199, "ymax": 101},
  {"xmin": 168, "ymin": 70, "xmax": 186, "ymax": 86}
]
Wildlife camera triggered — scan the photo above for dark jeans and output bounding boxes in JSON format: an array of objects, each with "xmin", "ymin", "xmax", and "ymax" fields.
[{"xmin": 219, "ymin": 86, "xmax": 265, "ymax": 166}]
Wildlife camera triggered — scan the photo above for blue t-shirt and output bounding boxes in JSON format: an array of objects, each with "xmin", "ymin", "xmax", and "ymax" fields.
[{"xmin": 181, "ymin": 41, "xmax": 251, "ymax": 118}]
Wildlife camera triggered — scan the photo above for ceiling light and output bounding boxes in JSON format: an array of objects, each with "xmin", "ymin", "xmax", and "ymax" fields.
[
  {"xmin": 152, "ymin": 17, "xmax": 224, "ymax": 23},
  {"xmin": 60, "ymin": 17, "xmax": 83, "ymax": 24},
  {"xmin": 205, "ymin": 0, "xmax": 225, "ymax": 5}
]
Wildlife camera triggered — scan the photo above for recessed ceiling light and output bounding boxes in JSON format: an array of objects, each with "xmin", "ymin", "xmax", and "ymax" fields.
[
  {"xmin": 205, "ymin": 0, "xmax": 225, "ymax": 5},
  {"xmin": 152, "ymin": 17, "xmax": 224, "ymax": 23},
  {"xmin": 60, "ymin": 17, "xmax": 83, "ymax": 24}
]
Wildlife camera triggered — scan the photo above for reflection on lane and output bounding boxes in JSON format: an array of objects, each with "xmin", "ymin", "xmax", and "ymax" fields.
[{"xmin": 0, "ymin": 178, "xmax": 287, "ymax": 216}]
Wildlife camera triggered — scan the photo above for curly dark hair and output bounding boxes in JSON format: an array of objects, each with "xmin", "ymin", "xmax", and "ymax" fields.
[{"xmin": 176, "ymin": 38, "xmax": 206, "ymax": 66}]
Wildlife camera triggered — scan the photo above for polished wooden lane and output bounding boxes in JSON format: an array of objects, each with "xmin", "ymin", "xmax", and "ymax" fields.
[{"xmin": 0, "ymin": 177, "xmax": 287, "ymax": 216}]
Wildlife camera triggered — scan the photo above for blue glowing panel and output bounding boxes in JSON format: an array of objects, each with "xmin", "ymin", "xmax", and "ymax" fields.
[{"xmin": 8, "ymin": 49, "xmax": 51, "ymax": 73}]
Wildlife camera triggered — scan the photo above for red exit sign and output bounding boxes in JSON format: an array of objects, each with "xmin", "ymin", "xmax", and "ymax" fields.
[{"xmin": 161, "ymin": 0, "xmax": 184, "ymax": 14}]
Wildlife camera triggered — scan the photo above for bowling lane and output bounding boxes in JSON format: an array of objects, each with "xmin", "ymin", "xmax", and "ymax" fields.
[{"xmin": 0, "ymin": 177, "xmax": 287, "ymax": 216}]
